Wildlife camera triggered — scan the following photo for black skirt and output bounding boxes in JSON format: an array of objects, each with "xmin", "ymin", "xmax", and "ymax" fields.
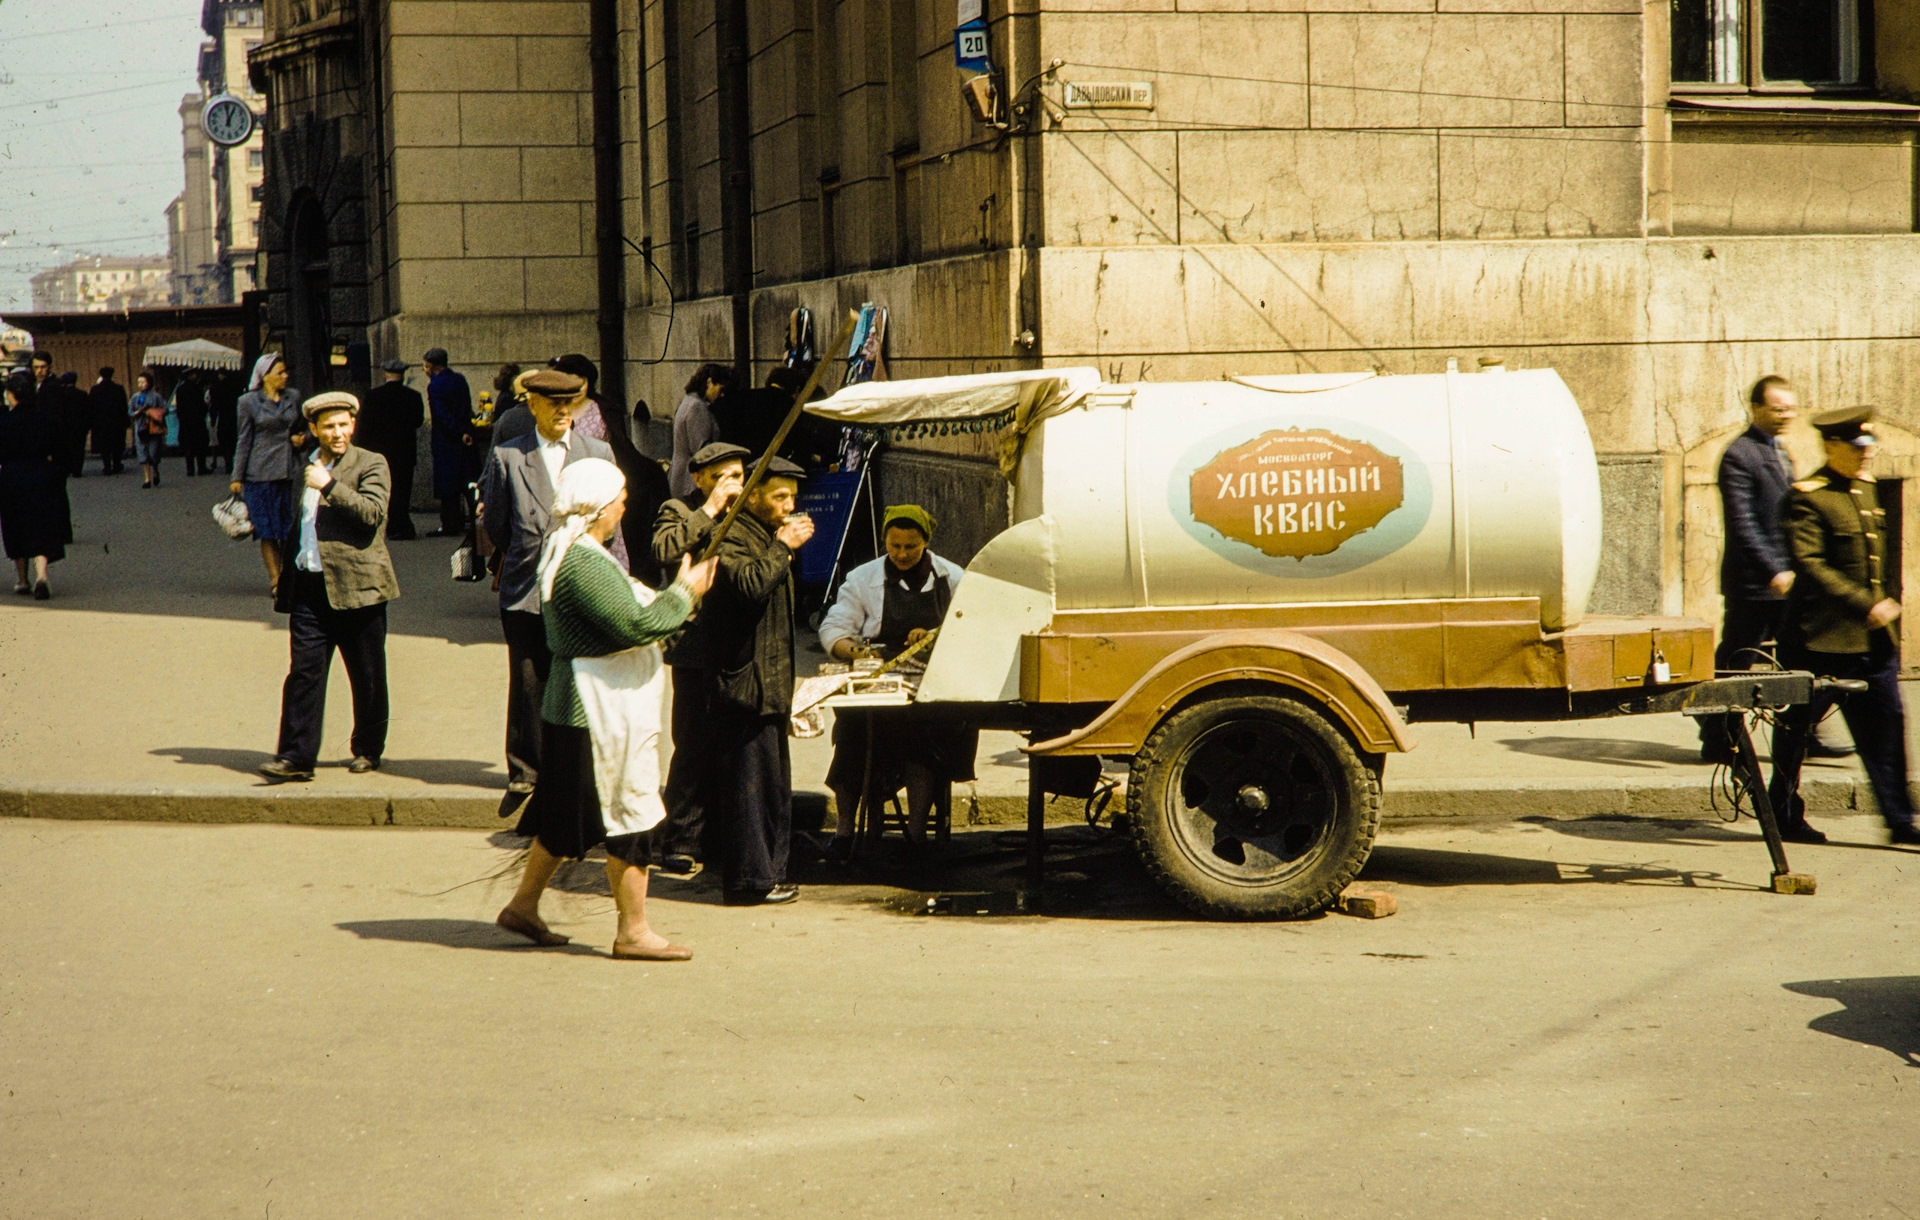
[
  {"xmin": 824, "ymin": 706, "xmax": 979, "ymax": 795},
  {"xmin": 514, "ymin": 720, "xmax": 656, "ymax": 865}
]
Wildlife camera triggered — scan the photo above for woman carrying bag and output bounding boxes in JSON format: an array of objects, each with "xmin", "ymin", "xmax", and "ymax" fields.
[
  {"xmin": 128, "ymin": 372, "xmax": 168, "ymax": 489},
  {"xmin": 229, "ymin": 353, "xmax": 306, "ymax": 598},
  {"xmin": 496, "ymin": 458, "xmax": 716, "ymax": 961}
]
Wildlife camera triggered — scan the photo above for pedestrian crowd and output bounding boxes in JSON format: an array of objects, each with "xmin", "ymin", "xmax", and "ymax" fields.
[{"xmin": 1709, "ymin": 376, "xmax": 1920, "ymax": 848}]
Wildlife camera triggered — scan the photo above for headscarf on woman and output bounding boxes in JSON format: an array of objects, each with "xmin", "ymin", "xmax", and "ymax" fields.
[
  {"xmin": 248, "ymin": 352, "xmax": 283, "ymax": 392},
  {"xmin": 534, "ymin": 457, "xmax": 627, "ymax": 606}
]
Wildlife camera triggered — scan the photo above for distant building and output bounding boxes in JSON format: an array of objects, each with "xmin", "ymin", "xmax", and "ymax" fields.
[
  {"xmin": 30, "ymin": 256, "xmax": 173, "ymax": 313},
  {"xmin": 166, "ymin": 0, "xmax": 266, "ymax": 305}
]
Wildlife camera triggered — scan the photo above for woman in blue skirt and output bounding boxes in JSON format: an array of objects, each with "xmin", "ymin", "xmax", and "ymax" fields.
[{"xmin": 229, "ymin": 353, "xmax": 306, "ymax": 598}]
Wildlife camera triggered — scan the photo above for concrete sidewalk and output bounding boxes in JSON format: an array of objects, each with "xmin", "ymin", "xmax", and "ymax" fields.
[{"xmin": 0, "ymin": 471, "xmax": 1886, "ymax": 827}]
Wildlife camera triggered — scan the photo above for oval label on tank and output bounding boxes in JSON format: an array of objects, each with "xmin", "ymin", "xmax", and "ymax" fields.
[{"xmin": 1189, "ymin": 429, "xmax": 1405, "ymax": 559}]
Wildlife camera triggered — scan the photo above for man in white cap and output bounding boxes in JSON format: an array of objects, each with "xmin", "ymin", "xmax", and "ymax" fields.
[{"xmin": 259, "ymin": 391, "xmax": 400, "ymax": 782}]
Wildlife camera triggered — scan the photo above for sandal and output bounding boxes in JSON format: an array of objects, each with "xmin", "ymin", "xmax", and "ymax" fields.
[{"xmin": 611, "ymin": 941, "xmax": 692, "ymax": 962}]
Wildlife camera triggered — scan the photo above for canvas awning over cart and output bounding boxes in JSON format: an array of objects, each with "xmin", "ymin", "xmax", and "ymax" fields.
[{"xmin": 141, "ymin": 338, "xmax": 243, "ymax": 371}]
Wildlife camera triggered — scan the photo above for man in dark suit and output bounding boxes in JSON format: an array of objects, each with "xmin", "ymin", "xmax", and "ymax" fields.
[
  {"xmin": 88, "ymin": 366, "xmax": 128, "ymax": 475},
  {"xmin": 1703, "ymin": 375, "xmax": 1805, "ymax": 762},
  {"xmin": 259, "ymin": 392, "xmax": 401, "ymax": 783},
  {"xmin": 360, "ymin": 359, "xmax": 425, "ymax": 540},
  {"xmin": 479, "ymin": 368, "xmax": 613, "ymax": 810},
  {"xmin": 424, "ymin": 347, "xmax": 479, "ymax": 537}
]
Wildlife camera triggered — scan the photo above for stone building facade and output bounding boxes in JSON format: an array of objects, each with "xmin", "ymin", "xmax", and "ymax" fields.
[{"xmin": 251, "ymin": 0, "xmax": 1920, "ymax": 641}]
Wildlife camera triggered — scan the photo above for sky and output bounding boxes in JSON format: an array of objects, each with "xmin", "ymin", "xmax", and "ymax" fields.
[{"xmin": 0, "ymin": 0, "xmax": 210, "ymax": 316}]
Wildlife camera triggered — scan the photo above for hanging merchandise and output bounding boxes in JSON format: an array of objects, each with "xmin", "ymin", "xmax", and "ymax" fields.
[
  {"xmin": 783, "ymin": 307, "xmax": 815, "ymax": 369},
  {"xmin": 841, "ymin": 302, "xmax": 888, "ymax": 387}
]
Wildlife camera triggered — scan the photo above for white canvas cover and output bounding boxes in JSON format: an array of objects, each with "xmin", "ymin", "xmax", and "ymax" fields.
[
  {"xmin": 141, "ymin": 338, "xmax": 243, "ymax": 370},
  {"xmin": 805, "ymin": 367, "xmax": 1101, "ymax": 425}
]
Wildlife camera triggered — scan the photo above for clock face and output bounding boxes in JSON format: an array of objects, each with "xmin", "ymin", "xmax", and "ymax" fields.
[{"xmin": 202, "ymin": 96, "xmax": 254, "ymax": 147}]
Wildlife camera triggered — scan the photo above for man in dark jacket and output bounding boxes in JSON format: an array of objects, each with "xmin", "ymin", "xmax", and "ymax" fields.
[
  {"xmin": 360, "ymin": 359, "xmax": 425, "ymax": 540},
  {"xmin": 259, "ymin": 391, "xmax": 401, "ymax": 783},
  {"xmin": 89, "ymin": 366, "xmax": 128, "ymax": 475},
  {"xmin": 651, "ymin": 441, "xmax": 750, "ymax": 876},
  {"xmin": 1766, "ymin": 407, "xmax": 1920, "ymax": 847},
  {"xmin": 702, "ymin": 457, "xmax": 815, "ymax": 904},
  {"xmin": 423, "ymin": 347, "xmax": 479, "ymax": 536},
  {"xmin": 1703, "ymin": 375, "xmax": 1814, "ymax": 761}
]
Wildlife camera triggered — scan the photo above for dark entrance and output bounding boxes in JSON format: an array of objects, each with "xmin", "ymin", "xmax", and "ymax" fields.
[{"xmin": 287, "ymin": 195, "xmax": 332, "ymax": 392}]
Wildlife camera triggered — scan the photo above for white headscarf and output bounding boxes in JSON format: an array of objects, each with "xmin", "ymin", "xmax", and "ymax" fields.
[
  {"xmin": 248, "ymin": 352, "xmax": 283, "ymax": 392},
  {"xmin": 534, "ymin": 458, "xmax": 627, "ymax": 607}
]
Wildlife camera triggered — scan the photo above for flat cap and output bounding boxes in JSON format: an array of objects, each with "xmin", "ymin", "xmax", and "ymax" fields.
[
  {"xmin": 380, "ymin": 358, "xmax": 409, "ymax": 374},
  {"xmin": 690, "ymin": 441, "xmax": 751, "ymax": 471},
  {"xmin": 520, "ymin": 368, "xmax": 588, "ymax": 400},
  {"xmin": 302, "ymin": 390, "xmax": 360, "ymax": 420},
  {"xmin": 1812, "ymin": 405, "xmax": 1876, "ymax": 443},
  {"xmin": 421, "ymin": 347, "xmax": 449, "ymax": 365},
  {"xmin": 763, "ymin": 456, "xmax": 807, "ymax": 480}
]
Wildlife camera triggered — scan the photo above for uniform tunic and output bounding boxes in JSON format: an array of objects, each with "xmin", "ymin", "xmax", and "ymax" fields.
[{"xmin": 1767, "ymin": 467, "xmax": 1915, "ymax": 830}]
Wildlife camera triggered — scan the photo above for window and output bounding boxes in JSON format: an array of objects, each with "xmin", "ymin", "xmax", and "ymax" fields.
[
  {"xmin": 248, "ymin": 149, "xmax": 263, "ymax": 169},
  {"xmin": 251, "ymin": 184, "xmax": 264, "ymax": 202},
  {"xmin": 1672, "ymin": 0, "xmax": 1864, "ymax": 88}
]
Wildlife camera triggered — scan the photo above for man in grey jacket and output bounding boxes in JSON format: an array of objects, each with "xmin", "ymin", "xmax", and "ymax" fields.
[
  {"xmin": 479, "ymin": 368, "xmax": 612, "ymax": 810},
  {"xmin": 260, "ymin": 392, "xmax": 400, "ymax": 783}
]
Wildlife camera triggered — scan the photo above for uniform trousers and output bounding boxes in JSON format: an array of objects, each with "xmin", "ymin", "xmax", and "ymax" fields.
[
  {"xmin": 1768, "ymin": 640, "xmax": 1915, "ymax": 830},
  {"xmin": 500, "ymin": 609, "xmax": 551, "ymax": 787},
  {"xmin": 707, "ymin": 704, "xmax": 791, "ymax": 893},
  {"xmin": 660, "ymin": 665, "xmax": 715, "ymax": 859},
  {"xmin": 276, "ymin": 571, "xmax": 389, "ymax": 768}
]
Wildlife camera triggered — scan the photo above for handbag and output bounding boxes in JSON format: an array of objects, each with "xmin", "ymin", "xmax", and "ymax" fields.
[
  {"xmin": 212, "ymin": 494, "xmax": 253, "ymax": 540},
  {"xmin": 144, "ymin": 404, "xmax": 168, "ymax": 436}
]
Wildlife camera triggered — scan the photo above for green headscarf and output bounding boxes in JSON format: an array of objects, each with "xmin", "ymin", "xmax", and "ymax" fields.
[{"xmin": 882, "ymin": 503, "xmax": 936, "ymax": 540}]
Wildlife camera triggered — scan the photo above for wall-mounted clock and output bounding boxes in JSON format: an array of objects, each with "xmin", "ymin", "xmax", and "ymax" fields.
[{"xmin": 201, "ymin": 94, "xmax": 255, "ymax": 147}]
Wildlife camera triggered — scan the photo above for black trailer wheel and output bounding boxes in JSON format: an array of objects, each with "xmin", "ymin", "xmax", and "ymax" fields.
[{"xmin": 1127, "ymin": 694, "xmax": 1381, "ymax": 919}]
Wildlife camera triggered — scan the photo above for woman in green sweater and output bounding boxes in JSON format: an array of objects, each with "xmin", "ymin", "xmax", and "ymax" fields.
[{"xmin": 496, "ymin": 458, "xmax": 716, "ymax": 960}]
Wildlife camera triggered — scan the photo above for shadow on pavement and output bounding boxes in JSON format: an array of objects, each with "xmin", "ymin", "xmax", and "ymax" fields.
[
  {"xmin": 1364, "ymin": 843, "xmax": 1762, "ymax": 891},
  {"xmin": 335, "ymin": 918, "xmax": 601, "ymax": 955},
  {"xmin": 150, "ymin": 746, "xmax": 506, "ymax": 788},
  {"xmin": 1497, "ymin": 736, "xmax": 1709, "ymax": 769},
  {"xmin": 1782, "ymin": 977, "xmax": 1920, "ymax": 1066},
  {"xmin": 1523, "ymin": 815, "xmax": 1756, "ymax": 844}
]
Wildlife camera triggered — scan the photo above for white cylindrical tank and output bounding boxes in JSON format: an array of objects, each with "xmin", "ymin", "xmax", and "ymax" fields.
[{"xmin": 1014, "ymin": 369, "xmax": 1602, "ymax": 630}]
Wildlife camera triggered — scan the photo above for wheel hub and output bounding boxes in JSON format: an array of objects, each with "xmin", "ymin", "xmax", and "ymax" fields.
[{"xmin": 1169, "ymin": 719, "xmax": 1339, "ymax": 884}]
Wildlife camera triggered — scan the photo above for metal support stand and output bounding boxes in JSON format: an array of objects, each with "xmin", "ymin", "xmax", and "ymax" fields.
[
  {"xmin": 1024, "ymin": 763, "xmax": 1045, "ymax": 909},
  {"xmin": 1725, "ymin": 713, "xmax": 1817, "ymax": 895}
]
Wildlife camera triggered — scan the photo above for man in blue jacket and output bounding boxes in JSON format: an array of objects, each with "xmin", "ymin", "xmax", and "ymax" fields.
[
  {"xmin": 423, "ymin": 347, "xmax": 479, "ymax": 537},
  {"xmin": 1704, "ymin": 375, "xmax": 1845, "ymax": 762}
]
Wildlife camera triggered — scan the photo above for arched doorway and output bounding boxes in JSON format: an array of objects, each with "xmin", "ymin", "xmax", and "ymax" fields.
[
  {"xmin": 1683, "ymin": 420, "xmax": 1920, "ymax": 672},
  {"xmin": 287, "ymin": 195, "xmax": 332, "ymax": 392}
]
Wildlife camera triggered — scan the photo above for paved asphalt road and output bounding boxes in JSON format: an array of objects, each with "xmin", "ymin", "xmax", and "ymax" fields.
[{"xmin": 2, "ymin": 814, "xmax": 1914, "ymax": 1218}]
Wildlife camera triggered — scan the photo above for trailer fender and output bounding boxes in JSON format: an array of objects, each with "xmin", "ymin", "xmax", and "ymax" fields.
[{"xmin": 1024, "ymin": 629, "xmax": 1414, "ymax": 757}]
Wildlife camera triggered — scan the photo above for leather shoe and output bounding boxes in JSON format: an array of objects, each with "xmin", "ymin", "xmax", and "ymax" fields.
[
  {"xmin": 348, "ymin": 756, "xmax": 379, "ymax": 774},
  {"xmin": 656, "ymin": 854, "xmax": 702, "ymax": 878},
  {"xmin": 612, "ymin": 941, "xmax": 693, "ymax": 961},
  {"xmin": 1805, "ymin": 741, "xmax": 1856, "ymax": 759},
  {"xmin": 1779, "ymin": 821, "xmax": 1828, "ymax": 845},
  {"xmin": 1888, "ymin": 824, "xmax": 1920, "ymax": 847},
  {"xmin": 496, "ymin": 908, "xmax": 569, "ymax": 946},
  {"xmin": 258, "ymin": 758, "xmax": 313, "ymax": 783},
  {"xmin": 723, "ymin": 885, "xmax": 799, "ymax": 906}
]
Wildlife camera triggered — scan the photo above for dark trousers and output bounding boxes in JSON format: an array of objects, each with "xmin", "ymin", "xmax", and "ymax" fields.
[
  {"xmin": 501, "ymin": 609, "xmax": 551, "ymax": 786},
  {"xmin": 709, "ymin": 705, "xmax": 792, "ymax": 893},
  {"xmin": 93, "ymin": 420, "xmax": 123, "ymax": 473},
  {"xmin": 386, "ymin": 460, "xmax": 417, "ymax": 539},
  {"xmin": 1769, "ymin": 640, "xmax": 1914, "ymax": 830},
  {"xmin": 439, "ymin": 495, "xmax": 466, "ymax": 535},
  {"xmin": 660, "ymin": 666, "xmax": 714, "ymax": 858},
  {"xmin": 1701, "ymin": 598, "xmax": 1785, "ymax": 751},
  {"xmin": 276, "ymin": 571, "xmax": 389, "ymax": 768}
]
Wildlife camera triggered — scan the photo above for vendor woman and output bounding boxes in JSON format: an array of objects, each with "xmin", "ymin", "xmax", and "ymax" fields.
[{"xmin": 818, "ymin": 505, "xmax": 976, "ymax": 859}]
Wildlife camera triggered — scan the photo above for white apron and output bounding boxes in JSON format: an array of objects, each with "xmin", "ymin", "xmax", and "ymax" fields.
[{"xmin": 568, "ymin": 542, "xmax": 669, "ymax": 836}]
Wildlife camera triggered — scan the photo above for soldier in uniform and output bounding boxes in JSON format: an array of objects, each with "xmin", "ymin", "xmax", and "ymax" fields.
[{"xmin": 1767, "ymin": 406, "xmax": 1920, "ymax": 847}]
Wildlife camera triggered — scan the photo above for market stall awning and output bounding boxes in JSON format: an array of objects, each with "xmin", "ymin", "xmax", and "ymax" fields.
[
  {"xmin": 806, "ymin": 367, "xmax": 1101, "ymax": 426},
  {"xmin": 141, "ymin": 338, "xmax": 243, "ymax": 371}
]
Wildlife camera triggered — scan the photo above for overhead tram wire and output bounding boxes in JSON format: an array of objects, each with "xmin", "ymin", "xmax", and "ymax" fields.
[
  {"xmin": 0, "ymin": 80, "xmax": 197, "ymax": 112},
  {"xmin": 2, "ymin": 14, "xmax": 191, "ymax": 42}
]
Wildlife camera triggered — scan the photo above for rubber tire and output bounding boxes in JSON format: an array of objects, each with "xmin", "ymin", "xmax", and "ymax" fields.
[{"xmin": 1127, "ymin": 694, "xmax": 1381, "ymax": 920}]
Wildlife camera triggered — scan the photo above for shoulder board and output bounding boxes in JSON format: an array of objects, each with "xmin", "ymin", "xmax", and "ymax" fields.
[{"xmin": 1791, "ymin": 479, "xmax": 1825, "ymax": 492}]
